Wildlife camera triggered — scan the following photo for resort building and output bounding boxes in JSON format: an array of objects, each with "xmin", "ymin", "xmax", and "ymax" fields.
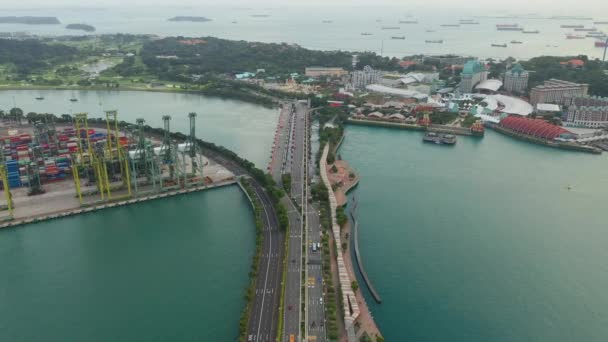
[
  {"xmin": 565, "ymin": 96, "xmax": 608, "ymax": 128},
  {"xmin": 529, "ymin": 79, "xmax": 588, "ymax": 105},
  {"xmin": 459, "ymin": 60, "xmax": 488, "ymax": 93},
  {"xmin": 351, "ymin": 65, "xmax": 383, "ymax": 89},
  {"xmin": 304, "ymin": 67, "xmax": 348, "ymax": 78},
  {"xmin": 503, "ymin": 63, "xmax": 529, "ymax": 94}
]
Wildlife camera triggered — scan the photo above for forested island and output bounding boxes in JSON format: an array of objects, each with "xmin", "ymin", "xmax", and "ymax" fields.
[
  {"xmin": 66, "ymin": 23, "xmax": 96, "ymax": 32},
  {"xmin": 0, "ymin": 16, "xmax": 60, "ymax": 25},
  {"xmin": 168, "ymin": 16, "xmax": 211, "ymax": 22},
  {"xmin": 1, "ymin": 34, "xmax": 608, "ymax": 106}
]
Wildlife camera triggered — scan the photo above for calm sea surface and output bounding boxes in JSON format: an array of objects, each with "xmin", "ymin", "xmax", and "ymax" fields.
[
  {"xmin": 0, "ymin": 186, "xmax": 255, "ymax": 341},
  {"xmin": 0, "ymin": 89, "xmax": 279, "ymax": 167},
  {"xmin": 0, "ymin": 6, "xmax": 607, "ymax": 59},
  {"xmin": 340, "ymin": 125, "xmax": 608, "ymax": 341}
]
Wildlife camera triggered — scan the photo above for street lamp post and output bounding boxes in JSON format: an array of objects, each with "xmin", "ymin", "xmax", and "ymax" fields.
[{"xmin": 603, "ymin": 37, "xmax": 608, "ymax": 63}]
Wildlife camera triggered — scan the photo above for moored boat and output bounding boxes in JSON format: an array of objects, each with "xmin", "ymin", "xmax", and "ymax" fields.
[{"xmin": 423, "ymin": 131, "xmax": 456, "ymax": 145}]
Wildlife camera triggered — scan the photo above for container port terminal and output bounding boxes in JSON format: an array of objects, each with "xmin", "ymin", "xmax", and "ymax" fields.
[{"xmin": 0, "ymin": 111, "xmax": 238, "ymax": 225}]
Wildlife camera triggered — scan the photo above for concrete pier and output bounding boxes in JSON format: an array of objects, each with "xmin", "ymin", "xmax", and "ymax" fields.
[{"xmin": 0, "ymin": 180, "xmax": 236, "ymax": 230}]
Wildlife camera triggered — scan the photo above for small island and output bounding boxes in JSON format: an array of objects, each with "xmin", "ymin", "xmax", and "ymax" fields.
[
  {"xmin": 0, "ymin": 16, "xmax": 60, "ymax": 25},
  {"xmin": 66, "ymin": 23, "xmax": 96, "ymax": 32},
  {"xmin": 168, "ymin": 16, "xmax": 212, "ymax": 23}
]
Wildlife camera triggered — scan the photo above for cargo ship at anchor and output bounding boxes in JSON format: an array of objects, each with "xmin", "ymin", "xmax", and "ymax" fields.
[
  {"xmin": 497, "ymin": 24, "xmax": 522, "ymax": 31},
  {"xmin": 566, "ymin": 34, "xmax": 586, "ymax": 39}
]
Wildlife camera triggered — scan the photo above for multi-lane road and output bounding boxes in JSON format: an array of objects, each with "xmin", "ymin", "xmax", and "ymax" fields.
[
  {"xmin": 280, "ymin": 101, "xmax": 326, "ymax": 342},
  {"xmin": 201, "ymin": 143, "xmax": 284, "ymax": 342},
  {"xmin": 302, "ymin": 106, "xmax": 326, "ymax": 342},
  {"xmin": 283, "ymin": 102, "xmax": 306, "ymax": 342},
  {"xmin": 209, "ymin": 100, "xmax": 325, "ymax": 342}
]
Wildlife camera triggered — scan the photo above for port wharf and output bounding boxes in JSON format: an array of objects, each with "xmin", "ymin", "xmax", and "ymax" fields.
[{"xmin": 0, "ymin": 180, "xmax": 236, "ymax": 230}]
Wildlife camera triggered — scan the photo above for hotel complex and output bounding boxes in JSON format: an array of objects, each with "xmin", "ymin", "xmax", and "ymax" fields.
[
  {"xmin": 459, "ymin": 60, "xmax": 488, "ymax": 93},
  {"xmin": 565, "ymin": 96, "xmax": 608, "ymax": 128},
  {"xmin": 351, "ymin": 65, "xmax": 383, "ymax": 90},
  {"xmin": 503, "ymin": 63, "xmax": 529, "ymax": 94},
  {"xmin": 529, "ymin": 79, "xmax": 589, "ymax": 105}
]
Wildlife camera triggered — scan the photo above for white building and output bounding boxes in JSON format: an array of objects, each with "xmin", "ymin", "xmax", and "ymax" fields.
[
  {"xmin": 503, "ymin": 63, "xmax": 529, "ymax": 94},
  {"xmin": 351, "ymin": 65, "xmax": 383, "ymax": 89}
]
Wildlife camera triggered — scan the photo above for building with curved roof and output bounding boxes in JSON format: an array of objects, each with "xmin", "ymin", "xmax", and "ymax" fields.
[
  {"xmin": 388, "ymin": 113, "xmax": 406, "ymax": 120},
  {"xmin": 475, "ymin": 79, "xmax": 503, "ymax": 92},
  {"xmin": 365, "ymin": 84, "xmax": 428, "ymax": 100},
  {"xmin": 486, "ymin": 94, "xmax": 534, "ymax": 116},
  {"xmin": 499, "ymin": 115, "xmax": 571, "ymax": 139},
  {"xmin": 367, "ymin": 111, "xmax": 384, "ymax": 118}
]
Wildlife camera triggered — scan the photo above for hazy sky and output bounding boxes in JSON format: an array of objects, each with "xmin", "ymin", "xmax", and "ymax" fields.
[{"xmin": 2, "ymin": 0, "xmax": 607, "ymax": 13}]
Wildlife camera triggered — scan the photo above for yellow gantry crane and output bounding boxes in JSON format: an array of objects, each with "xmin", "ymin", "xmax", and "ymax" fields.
[
  {"xmin": 72, "ymin": 113, "xmax": 110, "ymax": 204},
  {"xmin": 105, "ymin": 110, "xmax": 131, "ymax": 200},
  {"xmin": 72, "ymin": 111, "xmax": 132, "ymax": 205},
  {"xmin": 0, "ymin": 164, "xmax": 13, "ymax": 220}
]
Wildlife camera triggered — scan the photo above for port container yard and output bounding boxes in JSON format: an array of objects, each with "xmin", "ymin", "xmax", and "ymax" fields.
[{"xmin": 0, "ymin": 111, "xmax": 235, "ymax": 224}]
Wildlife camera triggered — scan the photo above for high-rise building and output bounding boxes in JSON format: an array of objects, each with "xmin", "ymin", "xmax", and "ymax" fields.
[
  {"xmin": 351, "ymin": 65, "xmax": 383, "ymax": 89},
  {"xmin": 529, "ymin": 79, "xmax": 588, "ymax": 105},
  {"xmin": 565, "ymin": 96, "xmax": 608, "ymax": 128},
  {"xmin": 503, "ymin": 63, "xmax": 529, "ymax": 94},
  {"xmin": 459, "ymin": 60, "xmax": 488, "ymax": 93}
]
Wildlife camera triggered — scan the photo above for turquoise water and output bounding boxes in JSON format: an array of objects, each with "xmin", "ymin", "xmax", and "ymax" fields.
[
  {"xmin": 0, "ymin": 6, "xmax": 605, "ymax": 59},
  {"xmin": 0, "ymin": 186, "xmax": 255, "ymax": 341},
  {"xmin": 0, "ymin": 90, "xmax": 279, "ymax": 167},
  {"xmin": 340, "ymin": 126, "xmax": 608, "ymax": 341}
]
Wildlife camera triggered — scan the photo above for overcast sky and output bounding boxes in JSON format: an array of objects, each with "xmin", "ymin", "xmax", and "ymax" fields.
[{"xmin": 2, "ymin": 0, "xmax": 606, "ymax": 13}]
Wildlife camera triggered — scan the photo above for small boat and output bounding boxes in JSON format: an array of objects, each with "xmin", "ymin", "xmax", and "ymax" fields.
[
  {"xmin": 381, "ymin": 26, "xmax": 400, "ymax": 30},
  {"xmin": 566, "ymin": 34, "xmax": 586, "ymax": 39},
  {"xmin": 361, "ymin": 32, "xmax": 373, "ymax": 36},
  {"xmin": 399, "ymin": 20, "xmax": 418, "ymax": 24},
  {"xmin": 391, "ymin": 36, "xmax": 405, "ymax": 40},
  {"xmin": 322, "ymin": 20, "xmax": 333, "ymax": 24},
  {"xmin": 232, "ymin": 21, "xmax": 237, "ymax": 24},
  {"xmin": 425, "ymin": 39, "xmax": 443, "ymax": 44},
  {"xmin": 596, "ymin": 41, "xmax": 608, "ymax": 47},
  {"xmin": 35, "ymin": 96, "xmax": 44, "ymax": 100},
  {"xmin": 491, "ymin": 43, "xmax": 507, "ymax": 47},
  {"xmin": 574, "ymin": 27, "xmax": 597, "ymax": 32},
  {"xmin": 522, "ymin": 30, "xmax": 540, "ymax": 34},
  {"xmin": 441, "ymin": 24, "xmax": 460, "ymax": 27},
  {"xmin": 425, "ymin": 29, "xmax": 436, "ymax": 32},
  {"xmin": 70, "ymin": 98, "xmax": 78, "ymax": 102},
  {"xmin": 510, "ymin": 40, "xmax": 523, "ymax": 44},
  {"xmin": 561, "ymin": 25, "xmax": 584, "ymax": 28},
  {"xmin": 459, "ymin": 19, "xmax": 479, "ymax": 24},
  {"xmin": 594, "ymin": 21, "xmax": 608, "ymax": 25}
]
